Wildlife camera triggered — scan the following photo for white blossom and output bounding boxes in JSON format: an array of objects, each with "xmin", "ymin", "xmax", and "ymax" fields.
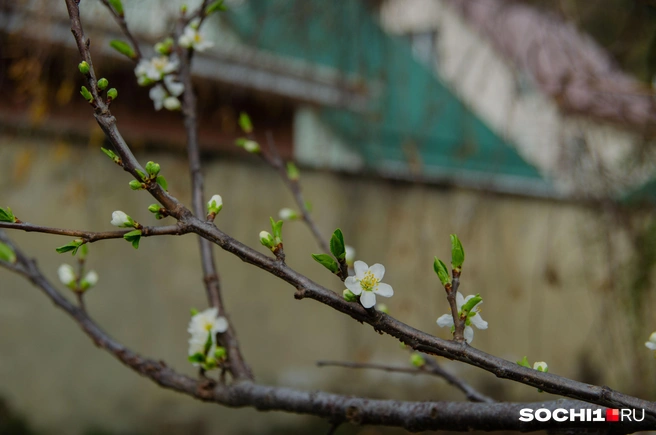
[
  {"xmin": 149, "ymin": 76, "xmax": 184, "ymax": 111},
  {"xmin": 187, "ymin": 308, "xmax": 229, "ymax": 364},
  {"xmin": 83, "ymin": 271, "xmax": 98, "ymax": 287},
  {"xmin": 436, "ymin": 292, "xmax": 488, "ymax": 343},
  {"xmin": 533, "ymin": 361, "xmax": 548, "ymax": 372},
  {"xmin": 178, "ymin": 20, "xmax": 214, "ymax": 52},
  {"xmin": 278, "ymin": 208, "xmax": 297, "ymax": 220},
  {"xmin": 207, "ymin": 195, "xmax": 223, "ymax": 214},
  {"xmin": 646, "ymin": 332, "xmax": 656, "ymax": 350},
  {"xmin": 344, "ymin": 261, "xmax": 394, "ymax": 309},
  {"xmin": 110, "ymin": 211, "xmax": 132, "ymax": 228},
  {"xmin": 345, "ymin": 245, "xmax": 355, "ymax": 266},
  {"xmin": 134, "ymin": 55, "xmax": 179, "ymax": 83},
  {"xmin": 58, "ymin": 264, "xmax": 76, "ymax": 286}
]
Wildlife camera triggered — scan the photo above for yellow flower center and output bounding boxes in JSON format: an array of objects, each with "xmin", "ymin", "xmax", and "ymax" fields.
[
  {"xmin": 359, "ymin": 271, "xmax": 379, "ymax": 292},
  {"xmin": 194, "ymin": 33, "xmax": 202, "ymax": 43},
  {"xmin": 203, "ymin": 321, "xmax": 213, "ymax": 331},
  {"xmin": 153, "ymin": 57, "xmax": 168, "ymax": 71}
]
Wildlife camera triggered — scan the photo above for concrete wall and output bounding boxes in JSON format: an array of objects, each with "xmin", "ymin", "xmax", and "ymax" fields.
[{"xmin": 1, "ymin": 137, "xmax": 655, "ymax": 434}]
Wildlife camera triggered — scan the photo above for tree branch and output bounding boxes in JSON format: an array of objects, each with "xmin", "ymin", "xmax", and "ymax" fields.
[
  {"xmin": 1, "ymin": 231, "xmax": 653, "ymax": 432},
  {"xmin": 0, "ymin": 222, "xmax": 188, "ymax": 242},
  {"xmin": 98, "ymin": 0, "xmax": 143, "ymax": 61},
  {"xmin": 317, "ymin": 357, "xmax": 494, "ymax": 403}
]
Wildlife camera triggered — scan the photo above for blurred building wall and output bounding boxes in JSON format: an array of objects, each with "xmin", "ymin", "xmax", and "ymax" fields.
[{"xmin": 1, "ymin": 136, "xmax": 655, "ymax": 434}]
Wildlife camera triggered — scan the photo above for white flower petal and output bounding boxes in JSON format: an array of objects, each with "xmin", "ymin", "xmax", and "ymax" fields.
[
  {"xmin": 360, "ymin": 291, "xmax": 376, "ymax": 308},
  {"xmin": 344, "ymin": 277, "xmax": 362, "ymax": 295},
  {"xmin": 353, "ymin": 261, "xmax": 368, "ymax": 278},
  {"xmin": 436, "ymin": 314, "xmax": 454, "ymax": 328},
  {"xmin": 110, "ymin": 210, "xmax": 130, "ymax": 227},
  {"xmin": 374, "ymin": 282, "xmax": 393, "ymax": 297},
  {"xmin": 455, "ymin": 292, "xmax": 465, "ymax": 309},
  {"xmin": 469, "ymin": 313, "xmax": 488, "ymax": 330},
  {"xmin": 464, "ymin": 326, "xmax": 474, "ymax": 343},
  {"xmin": 163, "ymin": 96, "xmax": 181, "ymax": 111},
  {"xmin": 149, "ymin": 85, "xmax": 166, "ymax": 111},
  {"xmin": 646, "ymin": 342, "xmax": 656, "ymax": 350},
  {"xmin": 213, "ymin": 316, "xmax": 229, "ymax": 334},
  {"xmin": 164, "ymin": 75, "xmax": 185, "ymax": 96},
  {"xmin": 83, "ymin": 270, "xmax": 98, "ymax": 286},
  {"xmin": 58, "ymin": 264, "xmax": 75, "ymax": 286},
  {"xmin": 369, "ymin": 263, "xmax": 385, "ymax": 280},
  {"xmin": 345, "ymin": 245, "xmax": 355, "ymax": 264}
]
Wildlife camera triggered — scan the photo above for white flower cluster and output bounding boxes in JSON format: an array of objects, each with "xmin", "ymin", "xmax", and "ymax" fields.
[
  {"xmin": 58, "ymin": 264, "xmax": 98, "ymax": 291},
  {"xmin": 188, "ymin": 308, "xmax": 228, "ymax": 369},
  {"xmin": 646, "ymin": 331, "xmax": 656, "ymax": 351},
  {"xmin": 134, "ymin": 52, "xmax": 184, "ymax": 111}
]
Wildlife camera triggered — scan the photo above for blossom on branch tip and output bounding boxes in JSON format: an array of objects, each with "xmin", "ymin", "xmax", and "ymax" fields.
[
  {"xmin": 110, "ymin": 211, "xmax": 136, "ymax": 228},
  {"xmin": 58, "ymin": 264, "xmax": 76, "ymax": 288},
  {"xmin": 533, "ymin": 361, "xmax": 548, "ymax": 372},
  {"xmin": 207, "ymin": 195, "xmax": 223, "ymax": 215},
  {"xmin": 178, "ymin": 19, "xmax": 214, "ymax": 52},
  {"xmin": 436, "ymin": 292, "xmax": 488, "ymax": 343},
  {"xmin": 345, "ymin": 245, "xmax": 355, "ymax": 266},
  {"xmin": 646, "ymin": 332, "xmax": 656, "ymax": 351},
  {"xmin": 278, "ymin": 208, "xmax": 298, "ymax": 221},
  {"xmin": 81, "ymin": 271, "xmax": 98, "ymax": 290},
  {"xmin": 344, "ymin": 261, "xmax": 394, "ymax": 309},
  {"xmin": 187, "ymin": 308, "xmax": 228, "ymax": 368}
]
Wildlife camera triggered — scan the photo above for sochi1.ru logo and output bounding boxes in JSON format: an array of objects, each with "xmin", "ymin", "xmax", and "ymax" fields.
[{"xmin": 519, "ymin": 408, "xmax": 645, "ymax": 422}]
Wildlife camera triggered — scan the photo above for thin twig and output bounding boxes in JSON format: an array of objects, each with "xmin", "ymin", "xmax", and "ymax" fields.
[
  {"xmin": 317, "ymin": 359, "xmax": 494, "ymax": 403},
  {"xmin": 0, "ymin": 222, "xmax": 188, "ymax": 242},
  {"xmin": 177, "ymin": 14, "xmax": 252, "ymax": 381},
  {"xmin": 264, "ymin": 132, "xmax": 331, "ymax": 255},
  {"xmin": 98, "ymin": 0, "xmax": 143, "ymax": 60}
]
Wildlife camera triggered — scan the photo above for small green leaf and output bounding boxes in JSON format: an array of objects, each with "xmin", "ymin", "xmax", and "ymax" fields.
[
  {"xmin": 135, "ymin": 169, "xmax": 147, "ymax": 181},
  {"xmin": 55, "ymin": 239, "xmax": 84, "ymax": 256},
  {"xmin": 206, "ymin": 0, "xmax": 227, "ymax": 14},
  {"xmin": 80, "ymin": 86, "xmax": 93, "ymax": 102},
  {"xmin": 79, "ymin": 244, "xmax": 89, "ymax": 260},
  {"xmin": 238, "ymin": 112, "xmax": 253, "ymax": 134},
  {"xmin": 460, "ymin": 294, "xmax": 482, "ymax": 314},
  {"xmin": 109, "ymin": 40, "xmax": 135, "ymax": 59},
  {"xmin": 108, "ymin": 0, "xmax": 124, "ymax": 15},
  {"xmin": 270, "ymin": 217, "xmax": 283, "ymax": 240},
  {"xmin": 343, "ymin": 289, "xmax": 357, "ymax": 302},
  {"xmin": 330, "ymin": 228, "xmax": 345, "ymax": 260},
  {"xmin": 123, "ymin": 230, "xmax": 142, "ymax": 249},
  {"xmin": 0, "ymin": 207, "xmax": 15, "ymax": 223},
  {"xmin": 450, "ymin": 234, "xmax": 465, "ymax": 269},
  {"xmin": 0, "ymin": 242, "xmax": 16, "ymax": 263},
  {"xmin": 214, "ymin": 346, "xmax": 227, "ymax": 360},
  {"xmin": 101, "ymin": 147, "xmax": 120, "ymax": 163},
  {"xmin": 156, "ymin": 175, "xmax": 168, "ymax": 191},
  {"xmin": 190, "ymin": 308, "xmax": 199, "ymax": 316},
  {"xmin": 286, "ymin": 162, "xmax": 300, "ymax": 181},
  {"xmin": 188, "ymin": 353, "xmax": 205, "ymax": 363},
  {"xmin": 433, "ymin": 257, "xmax": 451, "ymax": 286},
  {"xmin": 235, "ymin": 138, "xmax": 247, "ymax": 147},
  {"xmin": 312, "ymin": 253, "xmax": 339, "ymax": 274},
  {"xmin": 517, "ymin": 356, "xmax": 531, "ymax": 368},
  {"xmin": 304, "ymin": 201, "xmax": 313, "ymax": 212}
]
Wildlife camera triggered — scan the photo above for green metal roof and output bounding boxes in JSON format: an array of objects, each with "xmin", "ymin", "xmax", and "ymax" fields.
[{"xmin": 223, "ymin": 0, "xmax": 552, "ymax": 194}]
